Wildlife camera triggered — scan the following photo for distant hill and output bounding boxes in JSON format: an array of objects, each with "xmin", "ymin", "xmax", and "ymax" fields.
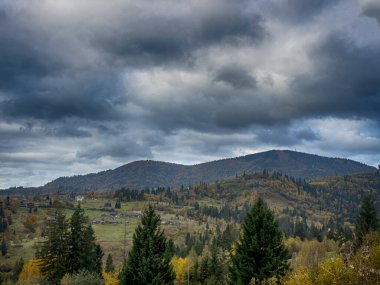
[{"xmin": 40, "ymin": 150, "xmax": 376, "ymax": 192}]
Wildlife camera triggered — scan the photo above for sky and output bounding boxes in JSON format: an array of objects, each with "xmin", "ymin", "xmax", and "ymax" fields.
[{"xmin": 1, "ymin": 0, "xmax": 380, "ymax": 189}]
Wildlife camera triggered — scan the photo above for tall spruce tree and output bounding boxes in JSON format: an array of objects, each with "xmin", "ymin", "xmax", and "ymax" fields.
[
  {"xmin": 119, "ymin": 205, "xmax": 175, "ymax": 285},
  {"xmin": 1, "ymin": 238, "xmax": 7, "ymax": 256},
  {"xmin": 105, "ymin": 253, "xmax": 115, "ymax": 273},
  {"xmin": 67, "ymin": 204, "xmax": 103, "ymax": 275},
  {"xmin": 229, "ymin": 197, "xmax": 289, "ymax": 284},
  {"xmin": 355, "ymin": 194, "xmax": 379, "ymax": 247},
  {"xmin": 12, "ymin": 257, "xmax": 24, "ymax": 283},
  {"xmin": 39, "ymin": 209, "xmax": 70, "ymax": 284}
]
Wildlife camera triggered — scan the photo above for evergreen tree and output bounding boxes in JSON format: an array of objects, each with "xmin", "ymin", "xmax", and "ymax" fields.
[
  {"xmin": 191, "ymin": 260, "xmax": 200, "ymax": 284},
  {"xmin": 355, "ymin": 194, "xmax": 379, "ymax": 247},
  {"xmin": 93, "ymin": 244, "xmax": 104, "ymax": 277},
  {"xmin": 119, "ymin": 205, "xmax": 175, "ymax": 285},
  {"xmin": 200, "ymin": 255, "xmax": 209, "ymax": 284},
  {"xmin": 39, "ymin": 209, "xmax": 70, "ymax": 284},
  {"xmin": 12, "ymin": 257, "xmax": 24, "ymax": 282},
  {"xmin": 208, "ymin": 244, "xmax": 224, "ymax": 283},
  {"xmin": 105, "ymin": 254, "xmax": 115, "ymax": 273},
  {"xmin": 66, "ymin": 204, "xmax": 90, "ymax": 274},
  {"xmin": 229, "ymin": 197, "xmax": 289, "ymax": 284},
  {"xmin": 67, "ymin": 205, "xmax": 103, "ymax": 275},
  {"xmin": 1, "ymin": 238, "xmax": 7, "ymax": 256}
]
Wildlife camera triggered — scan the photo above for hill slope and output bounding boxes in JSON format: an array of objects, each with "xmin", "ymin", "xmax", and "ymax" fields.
[
  {"xmin": 41, "ymin": 150, "xmax": 376, "ymax": 191},
  {"xmin": 186, "ymin": 171, "xmax": 380, "ymax": 223}
]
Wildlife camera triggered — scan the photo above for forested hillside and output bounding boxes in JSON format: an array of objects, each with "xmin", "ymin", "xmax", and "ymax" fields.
[{"xmin": 40, "ymin": 150, "xmax": 375, "ymax": 192}]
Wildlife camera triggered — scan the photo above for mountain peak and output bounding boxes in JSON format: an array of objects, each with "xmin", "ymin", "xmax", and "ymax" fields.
[{"xmin": 42, "ymin": 150, "xmax": 376, "ymax": 192}]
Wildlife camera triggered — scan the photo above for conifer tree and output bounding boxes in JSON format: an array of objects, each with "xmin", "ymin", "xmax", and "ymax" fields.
[
  {"xmin": 355, "ymin": 194, "xmax": 379, "ymax": 247},
  {"xmin": 200, "ymin": 255, "xmax": 209, "ymax": 284},
  {"xmin": 12, "ymin": 257, "xmax": 24, "ymax": 282},
  {"xmin": 67, "ymin": 204, "xmax": 103, "ymax": 275},
  {"xmin": 105, "ymin": 254, "xmax": 115, "ymax": 273},
  {"xmin": 191, "ymin": 260, "xmax": 200, "ymax": 284},
  {"xmin": 119, "ymin": 205, "xmax": 175, "ymax": 285},
  {"xmin": 93, "ymin": 244, "xmax": 104, "ymax": 277},
  {"xmin": 229, "ymin": 197, "xmax": 289, "ymax": 284},
  {"xmin": 208, "ymin": 244, "xmax": 224, "ymax": 283},
  {"xmin": 39, "ymin": 209, "xmax": 69, "ymax": 284},
  {"xmin": 1, "ymin": 238, "xmax": 7, "ymax": 256}
]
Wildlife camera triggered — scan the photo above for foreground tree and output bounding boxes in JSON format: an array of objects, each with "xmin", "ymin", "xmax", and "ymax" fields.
[
  {"xmin": 105, "ymin": 253, "xmax": 115, "ymax": 273},
  {"xmin": 1, "ymin": 238, "xmax": 7, "ymax": 256},
  {"xmin": 39, "ymin": 209, "xmax": 69, "ymax": 283},
  {"xmin": 229, "ymin": 197, "xmax": 289, "ymax": 284},
  {"xmin": 67, "ymin": 205, "xmax": 104, "ymax": 276},
  {"xmin": 119, "ymin": 205, "xmax": 175, "ymax": 285},
  {"xmin": 355, "ymin": 194, "xmax": 379, "ymax": 247},
  {"xmin": 39, "ymin": 206, "xmax": 103, "ymax": 284}
]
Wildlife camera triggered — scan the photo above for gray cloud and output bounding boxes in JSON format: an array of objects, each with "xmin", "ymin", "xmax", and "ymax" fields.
[
  {"xmin": 214, "ymin": 65, "xmax": 257, "ymax": 90},
  {"xmin": 360, "ymin": 0, "xmax": 380, "ymax": 24},
  {"xmin": 267, "ymin": 0, "xmax": 342, "ymax": 23},
  {"xmin": 96, "ymin": 1, "xmax": 266, "ymax": 64},
  {"xmin": 290, "ymin": 34, "xmax": 380, "ymax": 119},
  {"xmin": 76, "ymin": 139, "xmax": 152, "ymax": 160},
  {"xmin": 1, "ymin": 0, "xmax": 380, "ymax": 188}
]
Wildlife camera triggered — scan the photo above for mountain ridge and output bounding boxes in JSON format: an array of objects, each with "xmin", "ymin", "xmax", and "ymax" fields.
[{"xmin": 38, "ymin": 150, "xmax": 376, "ymax": 192}]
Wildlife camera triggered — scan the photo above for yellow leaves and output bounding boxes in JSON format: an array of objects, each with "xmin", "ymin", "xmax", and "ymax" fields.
[
  {"xmin": 284, "ymin": 268, "xmax": 313, "ymax": 285},
  {"xmin": 18, "ymin": 259, "xmax": 42, "ymax": 285},
  {"xmin": 371, "ymin": 244, "xmax": 380, "ymax": 269},
  {"xmin": 103, "ymin": 270, "xmax": 119, "ymax": 285},
  {"xmin": 288, "ymin": 238, "xmax": 339, "ymax": 270},
  {"xmin": 23, "ymin": 214, "xmax": 38, "ymax": 232},
  {"xmin": 171, "ymin": 256, "xmax": 189, "ymax": 285},
  {"xmin": 315, "ymin": 256, "xmax": 353, "ymax": 285}
]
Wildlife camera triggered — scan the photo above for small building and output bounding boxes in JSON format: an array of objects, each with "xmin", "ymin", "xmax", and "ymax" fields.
[{"xmin": 75, "ymin": 195, "xmax": 85, "ymax": 202}]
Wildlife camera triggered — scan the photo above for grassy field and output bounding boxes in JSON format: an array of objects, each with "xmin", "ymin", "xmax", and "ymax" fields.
[{"xmin": 0, "ymin": 197, "xmax": 217, "ymax": 267}]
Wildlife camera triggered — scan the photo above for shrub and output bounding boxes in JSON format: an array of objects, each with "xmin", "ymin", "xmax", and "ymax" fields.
[{"xmin": 60, "ymin": 270, "xmax": 104, "ymax": 285}]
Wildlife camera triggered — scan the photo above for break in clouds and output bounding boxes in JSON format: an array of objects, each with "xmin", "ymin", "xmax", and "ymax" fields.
[{"xmin": 1, "ymin": 0, "xmax": 380, "ymax": 188}]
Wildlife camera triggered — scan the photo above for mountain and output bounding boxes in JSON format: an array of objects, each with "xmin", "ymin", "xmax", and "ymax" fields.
[{"xmin": 41, "ymin": 150, "xmax": 376, "ymax": 192}]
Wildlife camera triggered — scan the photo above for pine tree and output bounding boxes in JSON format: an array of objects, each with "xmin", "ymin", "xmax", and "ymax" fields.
[
  {"xmin": 93, "ymin": 244, "xmax": 104, "ymax": 277},
  {"xmin": 39, "ymin": 209, "xmax": 70, "ymax": 284},
  {"xmin": 355, "ymin": 194, "xmax": 379, "ymax": 247},
  {"xmin": 105, "ymin": 253, "xmax": 115, "ymax": 273},
  {"xmin": 12, "ymin": 257, "xmax": 24, "ymax": 282},
  {"xmin": 119, "ymin": 205, "xmax": 175, "ymax": 285},
  {"xmin": 1, "ymin": 238, "xmax": 7, "ymax": 256},
  {"xmin": 200, "ymin": 255, "xmax": 209, "ymax": 284},
  {"xmin": 208, "ymin": 244, "xmax": 224, "ymax": 283},
  {"xmin": 191, "ymin": 259, "xmax": 200, "ymax": 284},
  {"xmin": 67, "ymin": 204, "xmax": 103, "ymax": 275},
  {"xmin": 229, "ymin": 197, "xmax": 289, "ymax": 284},
  {"xmin": 66, "ymin": 204, "xmax": 89, "ymax": 273}
]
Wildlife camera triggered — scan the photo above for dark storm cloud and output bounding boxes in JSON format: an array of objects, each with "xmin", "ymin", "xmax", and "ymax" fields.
[
  {"xmin": 290, "ymin": 34, "xmax": 380, "ymax": 119},
  {"xmin": 295, "ymin": 129, "xmax": 319, "ymax": 142},
  {"xmin": 361, "ymin": 0, "xmax": 380, "ymax": 24},
  {"xmin": 0, "ymin": 8, "xmax": 65, "ymax": 92},
  {"xmin": 1, "ymin": 70, "xmax": 124, "ymax": 121},
  {"xmin": 97, "ymin": 1, "xmax": 266, "ymax": 64},
  {"xmin": 214, "ymin": 65, "xmax": 257, "ymax": 90},
  {"xmin": 76, "ymin": 138, "xmax": 152, "ymax": 160},
  {"xmin": 254, "ymin": 127, "xmax": 320, "ymax": 146},
  {"xmin": 268, "ymin": 0, "xmax": 342, "ymax": 23},
  {"xmin": 44, "ymin": 126, "xmax": 91, "ymax": 138}
]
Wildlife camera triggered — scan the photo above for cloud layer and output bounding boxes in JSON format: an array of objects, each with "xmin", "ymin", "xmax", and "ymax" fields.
[{"xmin": 1, "ymin": 0, "xmax": 380, "ymax": 188}]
